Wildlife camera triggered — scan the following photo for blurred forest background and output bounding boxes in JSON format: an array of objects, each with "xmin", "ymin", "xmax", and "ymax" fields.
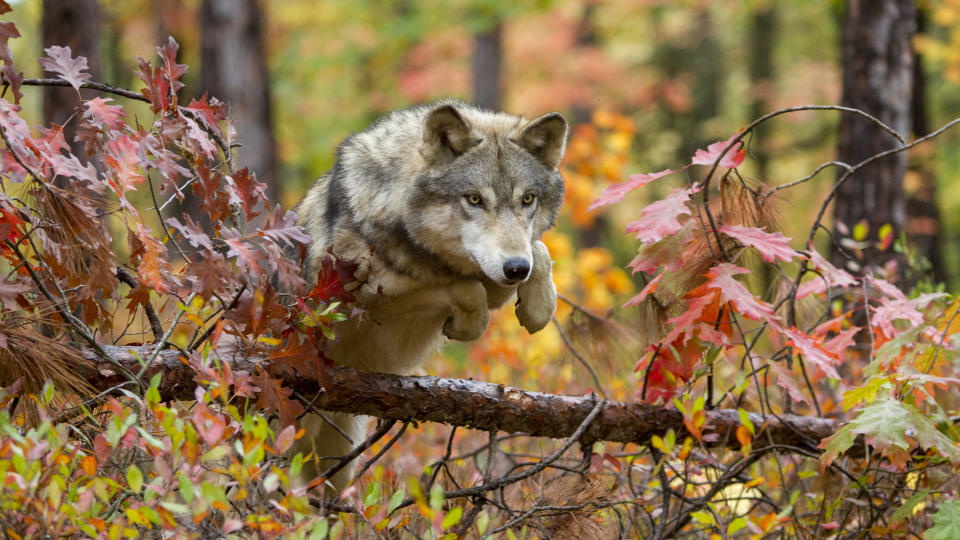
[{"xmin": 16, "ymin": 0, "xmax": 960, "ymax": 395}]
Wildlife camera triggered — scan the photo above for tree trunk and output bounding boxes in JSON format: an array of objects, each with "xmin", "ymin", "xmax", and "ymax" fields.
[
  {"xmin": 42, "ymin": 0, "xmax": 101, "ymax": 163},
  {"xmin": 472, "ymin": 21, "xmax": 502, "ymax": 111},
  {"xmin": 200, "ymin": 0, "xmax": 277, "ymax": 201},
  {"xmin": 905, "ymin": 8, "xmax": 945, "ymax": 285},
  {"xmin": 832, "ymin": 0, "xmax": 915, "ymax": 275}
]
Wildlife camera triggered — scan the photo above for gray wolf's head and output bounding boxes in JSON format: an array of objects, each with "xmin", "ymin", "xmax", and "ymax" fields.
[{"xmin": 409, "ymin": 103, "xmax": 567, "ymax": 286}]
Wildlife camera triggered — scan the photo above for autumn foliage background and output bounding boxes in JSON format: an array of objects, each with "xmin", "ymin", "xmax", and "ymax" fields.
[{"xmin": 4, "ymin": 1, "xmax": 960, "ymax": 539}]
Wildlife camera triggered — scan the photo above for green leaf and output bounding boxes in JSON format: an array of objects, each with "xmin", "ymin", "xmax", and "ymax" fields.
[
  {"xmin": 737, "ymin": 408, "xmax": 755, "ymax": 435},
  {"xmin": 42, "ymin": 381, "xmax": 55, "ymax": 406},
  {"xmin": 892, "ymin": 490, "xmax": 929, "ymax": 524},
  {"xmin": 177, "ymin": 471, "xmax": 195, "ymax": 503},
  {"xmin": 309, "ymin": 519, "xmax": 329, "ymax": 540},
  {"xmin": 853, "ymin": 219, "xmax": 869, "ymax": 241},
  {"xmin": 388, "ymin": 489, "xmax": 405, "ymax": 514},
  {"xmin": 925, "ymin": 500, "xmax": 960, "ymax": 540},
  {"xmin": 727, "ymin": 517, "xmax": 747, "ymax": 536},
  {"xmin": 126, "ymin": 465, "xmax": 143, "ymax": 493},
  {"xmin": 429, "ymin": 483, "xmax": 444, "ymax": 511},
  {"xmin": 441, "ymin": 507, "xmax": 463, "ymax": 530},
  {"xmin": 160, "ymin": 500, "xmax": 189, "ymax": 514},
  {"xmin": 691, "ymin": 510, "xmax": 714, "ymax": 526},
  {"xmin": 821, "ymin": 398, "xmax": 960, "ymax": 467}
]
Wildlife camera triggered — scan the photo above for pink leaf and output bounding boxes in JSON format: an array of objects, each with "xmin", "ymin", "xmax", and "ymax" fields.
[
  {"xmin": 705, "ymin": 263, "xmax": 780, "ymax": 325},
  {"xmin": 719, "ymin": 224, "xmax": 799, "ymax": 263},
  {"xmin": 871, "ymin": 292, "xmax": 946, "ymax": 338},
  {"xmin": 83, "ymin": 97, "xmax": 125, "ymax": 130},
  {"xmin": 259, "ymin": 206, "xmax": 312, "ymax": 248},
  {"xmin": 589, "ymin": 168, "xmax": 675, "ymax": 211},
  {"xmin": 781, "ymin": 326, "xmax": 840, "ymax": 379},
  {"xmin": 38, "ymin": 46, "xmax": 91, "ymax": 94},
  {"xmin": 185, "ymin": 94, "xmax": 226, "ymax": 137},
  {"xmin": 625, "ymin": 186, "xmax": 699, "ymax": 244},
  {"xmin": 166, "ymin": 215, "xmax": 213, "ymax": 250},
  {"xmin": 770, "ymin": 362, "xmax": 812, "ymax": 406},
  {"xmin": 691, "ymin": 133, "xmax": 745, "ymax": 169},
  {"xmin": 807, "ymin": 248, "xmax": 857, "ymax": 289},
  {"xmin": 223, "ymin": 228, "xmax": 261, "ymax": 277},
  {"xmin": 623, "ymin": 272, "xmax": 662, "ymax": 308},
  {"xmin": 627, "ymin": 221, "xmax": 696, "ymax": 274},
  {"xmin": 157, "ymin": 37, "xmax": 187, "ymax": 93},
  {"xmin": 868, "ymin": 276, "xmax": 907, "ymax": 302},
  {"xmin": 184, "ymin": 116, "xmax": 217, "ymax": 159}
]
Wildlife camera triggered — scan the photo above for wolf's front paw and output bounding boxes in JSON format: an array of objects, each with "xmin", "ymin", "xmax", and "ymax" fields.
[
  {"xmin": 516, "ymin": 241, "xmax": 556, "ymax": 334},
  {"xmin": 443, "ymin": 280, "xmax": 490, "ymax": 341}
]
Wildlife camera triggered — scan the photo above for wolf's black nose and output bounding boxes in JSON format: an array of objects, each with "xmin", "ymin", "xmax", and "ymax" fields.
[{"xmin": 503, "ymin": 258, "xmax": 531, "ymax": 281}]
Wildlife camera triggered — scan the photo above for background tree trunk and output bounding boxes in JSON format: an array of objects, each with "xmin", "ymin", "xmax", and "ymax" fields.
[
  {"xmin": 42, "ymin": 0, "xmax": 101, "ymax": 164},
  {"xmin": 200, "ymin": 0, "xmax": 278, "ymax": 201},
  {"xmin": 906, "ymin": 8, "xmax": 946, "ymax": 285},
  {"xmin": 832, "ymin": 0, "xmax": 915, "ymax": 275},
  {"xmin": 472, "ymin": 21, "xmax": 502, "ymax": 110}
]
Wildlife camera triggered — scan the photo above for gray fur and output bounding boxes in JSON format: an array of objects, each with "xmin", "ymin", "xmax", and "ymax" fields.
[{"xmin": 293, "ymin": 100, "xmax": 567, "ymax": 490}]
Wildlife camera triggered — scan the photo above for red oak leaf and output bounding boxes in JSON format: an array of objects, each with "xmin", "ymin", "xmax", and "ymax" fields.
[
  {"xmin": 185, "ymin": 94, "xmax": 226, "ymax": 137},
  {"xmin": 589, "ymin": 168, "xmax": 676, "ymax": 211},
  {"xmin": 83, "ymin": 97, "xmax": 125, "ymax": 131},
  {"xmin": 808, "ymin": 248, "xmax": 857, "ymax": 288},
  {"xmin": 720, "ymin": 224, "xmax": 799, "ymax": 263},
  {"xmin": 134, "ymin": 224, "xmax": 173, "ymax": 293},
  {"xmin": 627, "ymin": 221, "xmax": 696, "ymax": 274},
  {"xmin": 104, "ymin": 133, "xmax": 145, "ymax": 194},
  {"xmin": 38, "ymin": 45, "xmax": 91, "ymax": 94},
  {"xmin": 781, "ymin": 326, "xmax": 840, "ymax": 379},
  {"xmin": 259, "ymin": 206, "xmax": 312, "ymax": 247},
  {"xmin": 225, "ymin": 168, "xmax": 267, "ymax": 220},
  {"xmin": 705, "ymin": 263, "xmax": 780, "ymax": 325},
  {"xmin": 691, "ymin": 133, "xmax": 745, "ymax": 169},
  {"xmin": 871, "ymin": 292, "xmax": 946, "ymax": 338},
  {"xmin": 157, "ymin": 37, "xmax": 187, "ymax": 93},
  {"xmin": 625, "ymin": 186, "xmax": 699, "ymax": 244},
  {"xmin": 623, "ymin": 272, "xmax": 662, "ymax": 308},
  {"xmin": 166, "ymin": 215, "xmax": 213, "ymax": 250},
  {"xmin": 770, "ymin": 362, "xmax": 812, "ymax": 405},
  {"xmin": 308, "ymin": 253, "xmax": 358, "ymax": 304},
  {"xmin": 184, "ymin": 116, "xmax": 217, "ymax": 159},
  {"xmin": 222, "ymin": 228, "xmax": 261, "ymax": 277},
  {"xmin": 252, "ymin": 367, "xmax": 304, "ymax": 428}
]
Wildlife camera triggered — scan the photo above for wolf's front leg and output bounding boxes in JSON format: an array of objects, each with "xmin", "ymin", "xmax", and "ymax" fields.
[
  {"xmin": 516, "ymin": 240, "xmax": 557, "ymax": 333},
  {"xmin": 442, "ymin": 279, "xmax": 490, "ymax": 341}
]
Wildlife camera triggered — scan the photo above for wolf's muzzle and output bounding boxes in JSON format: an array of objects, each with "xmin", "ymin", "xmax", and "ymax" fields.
[{"xmin": 503, "ymin": 258, "xmax": 531, "ymax": 282}]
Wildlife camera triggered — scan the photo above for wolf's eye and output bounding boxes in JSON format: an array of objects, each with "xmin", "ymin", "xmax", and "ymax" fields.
[
  {"xmin": 465, "ymin": 194, "xmax": 483, "ymax": 206},
  {"xmin": 521, "ymin": 193, "xmax": 536, "ymax": 206}
]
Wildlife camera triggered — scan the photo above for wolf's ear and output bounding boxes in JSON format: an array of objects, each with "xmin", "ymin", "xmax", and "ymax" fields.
[
  {"xmin": 423, "ymin": 105, "xmax": 479, "ymax": 160},
  {"xmin": 517, "ymin": 112, "xmax": 568, "ymax": 170}
]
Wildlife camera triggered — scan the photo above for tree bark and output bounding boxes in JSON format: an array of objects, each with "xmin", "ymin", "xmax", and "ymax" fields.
[
  {"xmin": 42, "ymin": 0, "xmax": 101, "ymax": 163},
  {"xmin": 472, "ymin": 21, "xmax": 502, "ymax": 111},
  {"xmin": 85, "ymin": 345, "xmax": 865, "ymax": 458},
  {"xmin": 200, "ymin": 0, "xmax": 277, "ymax": 201},
  {"xmin": 906, "ymin": 8, "xmax": 945, "ymax": 284},
  {"xmin": 832, "ymin": 0, "xmax": 915, "ymax": 274}
]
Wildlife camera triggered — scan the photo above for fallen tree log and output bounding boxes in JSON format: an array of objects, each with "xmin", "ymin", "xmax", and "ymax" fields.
[{"xmin": 84, "ymin": 345, "xmax": 857, "ymax": 457}]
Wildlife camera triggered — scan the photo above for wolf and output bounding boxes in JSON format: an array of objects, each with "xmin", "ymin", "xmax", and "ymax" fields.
[{"xmin": 293, "ymin": 100, "xmax": 567, "ymax": 489}]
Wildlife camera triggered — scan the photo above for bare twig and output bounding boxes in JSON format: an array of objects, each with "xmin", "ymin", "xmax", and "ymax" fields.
[{"xmin": 115, "ymin": 268, "xmax": 164, "ymax": 342}]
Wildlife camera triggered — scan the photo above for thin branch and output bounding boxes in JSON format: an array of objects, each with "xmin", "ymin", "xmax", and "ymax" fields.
[
  {"xmin": 552, "ymin": 316, "xmax": 608, "ymax": 398},
  {"xmin": 115, "ymin": 267, "xmax": 163, "ymax": 342}
]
